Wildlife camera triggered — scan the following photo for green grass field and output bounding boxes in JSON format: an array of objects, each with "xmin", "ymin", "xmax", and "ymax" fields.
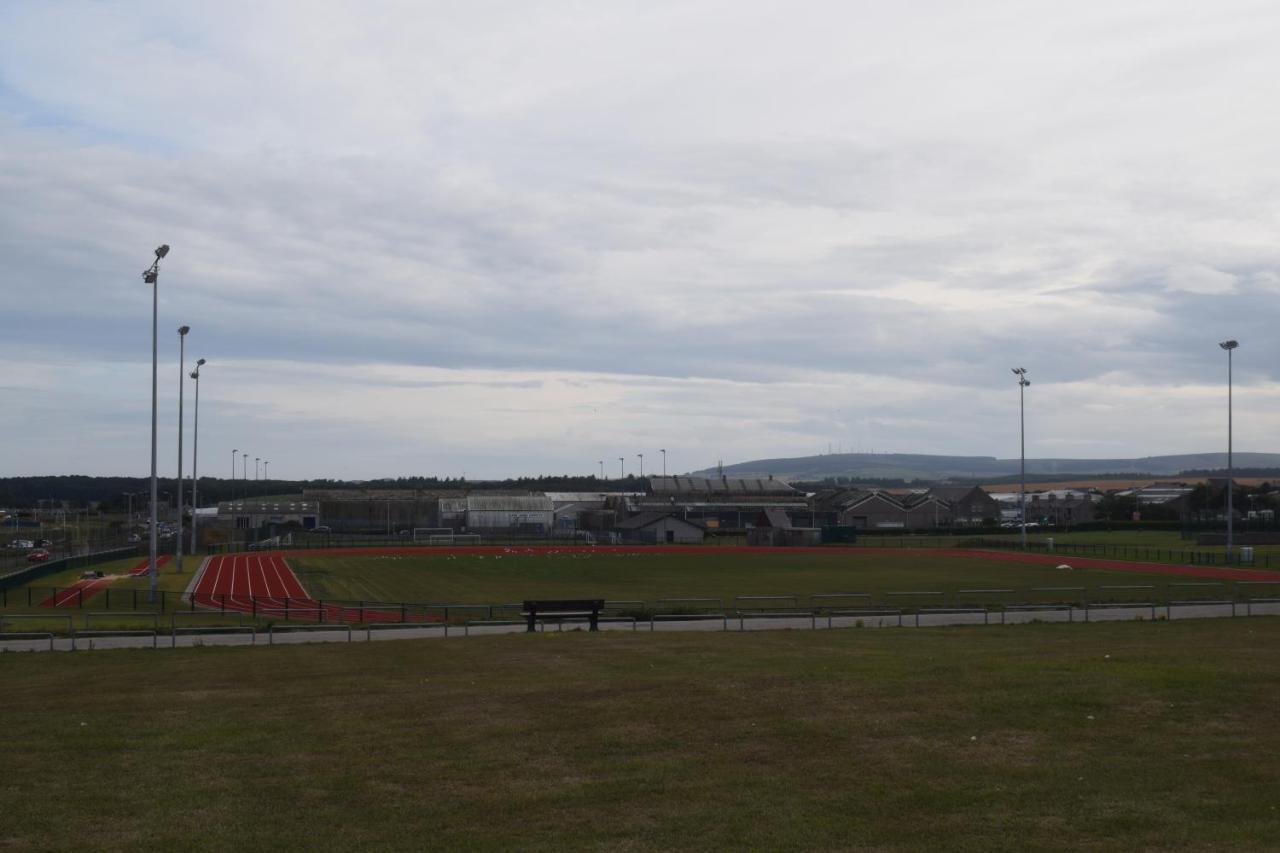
[
  {"xmin": 288, "ymin": 549, "xmax": 1252, "ymax": 608},
  {"xmin": 2, "ymin": 619, "xmax": 1278, "ymax": 851}
]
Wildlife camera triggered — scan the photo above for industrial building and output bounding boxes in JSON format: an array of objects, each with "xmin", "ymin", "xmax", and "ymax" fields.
[{"xmin": 638, "ymin": 476, "xmax": 808, "ymax": 529}]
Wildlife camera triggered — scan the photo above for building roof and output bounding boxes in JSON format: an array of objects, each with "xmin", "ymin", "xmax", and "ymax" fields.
[
  {"xmin": 650, "ymin": 476, "xmax": 799, "ymax": 496},
  {"xmin": 544, "ymin": 492, "xmax": 608, "ymax": 503},
  {"xmin": 218, "ymin": 501, "xmax": 317, "ymax": 514},
  {"xmin": 755, "ymin": 508, "xmax": 794, "ymax": 528},
  {"xmin": 925, "ymin": 485, "xmax": 988, "ymax": 501},
  {"xmin": 465, "ymin": 495, "xmax": 553, "ymax": 512},
  {"xmin": 614, "ymin": 511, "xmax": 706, "ymax": 531}
]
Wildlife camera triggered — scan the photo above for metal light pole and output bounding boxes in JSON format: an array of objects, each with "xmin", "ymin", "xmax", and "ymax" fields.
[
  {"xmin": 232, "ymin": 449, "xmax": 238, "ymax": 500},
  {"xmin": 618, "ymin": 457, "xmax": 625, "ymax": 478},
  {"xmin": 598, "ymin": 460, "xmax": 603, "ymax": 480},
  {"xmin": 190, "ymin": 359, "xmax": 205, "ymax": 555},
  {"xmin": 1220, "ymin": 340, "xmax": 1239, "ymax": 560},
  {"xmin": 143, "ymin": 244, "xmax": 169, "ymax": 602},
  {"xmin": 637, "ymin": 453, "xmax": 644, "ymax": 477},
  {"xmin": 264, "ymin": 460, "xmax": 269, "ymax": 486},
  {"xmin": 1013, "ymin": 367, "xmax": 1030, "ymax": 550},
  {"xmin": 242, "ymin": 451, "xmax": 249, "ymax": 482},
  {"xmin": 255, "ymin": 457, "xmax": 261, "ymax": 484},
  {"xmin": 660, "ymin": 448, "xmax": 666, "ymax": 478},
  {"xmin": 176, "ymin": 325, "xmax": 189, "ymax": 574}
]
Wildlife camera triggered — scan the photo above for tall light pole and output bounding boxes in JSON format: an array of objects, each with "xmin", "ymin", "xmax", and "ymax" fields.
[
  {"xmin": 143, "ymin": 244, "xmax": 169, "ymax": 602},
  {"xmin": 175, "ymin": 325, "xmax": 190, "ymax": 575},
  {"xmin": 255, "ymin": 457, "xmax": 261, "ymax": 484},
  {"xmin": 232, "ymin": 448, "xmax": 238, "ymax": 499},
  {"xmin": 1013, "ymin": 367, "xmax": 1030, "ymax": 550},
  {"xmin": 598, "ymin": 460, "xmax": 604, "ymax": 480},
  {"xmin": 660, "ymin": 448, "xmax": 666, "ymax": 478},
  {"xmin": 1220, "ymin": 340, "xmax": 1239, "ymax": 560},
  {"xmin": 190, "ymin": 359, "xmax": 205, "ymax": 555},
  {"xmin": 242, "ymin": 451, "xmax": 249, "ymax": 482},
  {"xmin": 264, "ymin": 460, "xmax": 269, "ymax": 486},
  {"xmin": 637, "ymin": 453, "xmax": 644, "ymax": 478},
  {"xmin": 618, "ymin": 457, "xmax": 625, "ymax": 479}
]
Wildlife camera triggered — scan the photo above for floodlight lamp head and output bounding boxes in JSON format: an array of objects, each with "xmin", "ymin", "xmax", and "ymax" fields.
[
  {"xmin": 189, "ymin": 370, "xmax": 198, "ymax": 379},
  {"xmin": 178, "ymin": 325, "xmax": 190, "ymax": 336},
  {"xmin": 155, "ymin": 245, "xmax": 170, "ymax": 259},
  {"xmin": 196, "ymin": 358, "xmax": 206, "ymax": 366},
  {"xmin": 1219, "ymin": 340, "xmax": 1239, "ymax": 351}
]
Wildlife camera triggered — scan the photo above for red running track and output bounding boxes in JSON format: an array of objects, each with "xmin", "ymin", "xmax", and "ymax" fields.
[
  {"xmin": 188, "ymin": 554, "xmax": 437, "ymax": 623},
  {"xmin": 39, "ymin": 576, "xmax": 117, "ymax": 608},
  {"xmin": 39, "ymin": 555, "xmax": 174, "ymax": 607},
  {"xmin": 128, "ymin": 554, "xmax": 172, "ymax": 576}
]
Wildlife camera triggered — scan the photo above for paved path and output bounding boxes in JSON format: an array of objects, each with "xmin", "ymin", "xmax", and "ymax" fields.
[{"xmin": 3, "ymin": 600, "xmax": 1278, "ymax": 653}]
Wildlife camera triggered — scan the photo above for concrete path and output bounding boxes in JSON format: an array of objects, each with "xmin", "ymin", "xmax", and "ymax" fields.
[{"xmin": 3, "ymin": 600, "xmax": 1279, "ymax": 653}]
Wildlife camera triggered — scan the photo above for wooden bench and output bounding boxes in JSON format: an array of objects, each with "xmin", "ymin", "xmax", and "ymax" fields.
[{"xmin": 522, "ymin": 599, "xmax": 605, "ymax": 633}]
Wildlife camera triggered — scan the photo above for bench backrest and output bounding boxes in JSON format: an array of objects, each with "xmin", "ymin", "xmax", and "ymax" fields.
[{"xmin": 523, "ymin": 599, "xmax": 604, "ymax": 613}]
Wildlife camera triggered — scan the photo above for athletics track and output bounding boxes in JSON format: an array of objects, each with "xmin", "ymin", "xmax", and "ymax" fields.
[
  {"xmin": 39, "ymin": 555, "xmax": 171, "ymax": 607},
  {"xmin": 181, "ymin": 546, "xmax": 1280, "ymax": 624}
]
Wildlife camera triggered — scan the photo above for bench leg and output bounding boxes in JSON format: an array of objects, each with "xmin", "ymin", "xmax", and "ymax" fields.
[
  {"xmin": 590, "ymin": 611, "xmax": 599, "ymax": 632},
  {"xmin": 527, "ymin": 612, "xmax": 537, "ymax": 633}
]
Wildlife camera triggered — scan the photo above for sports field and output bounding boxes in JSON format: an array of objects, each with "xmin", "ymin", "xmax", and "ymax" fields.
[
  {"xmin": 282, "ymin": 546, "xmax": 1280, "ymax": 608},
  {"xmin": 9, "ymin": 545, "xmax": 1280, "ymax": 632},
  {"xmin": 2, "ymin": 618, "xmax": 1278, "ymax": 851}
]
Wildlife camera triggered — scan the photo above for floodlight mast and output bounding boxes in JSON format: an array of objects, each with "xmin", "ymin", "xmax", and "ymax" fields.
[
  {"xmin": 190, "ymin": 359, "xmax": 205, "ymax": 554},
  {"xmin": 660, "ymin": 448, "xmax": 667, "ymax": 477},
  {"xmin": 619, "ymin": 457, "xmax": 625, "ymax": 479},
  {"xmin": 176, "ymin": 325, "xmax": 190, "ymax": 575},
  {"xmin": 1220, "ymin": 340, "xmax": 1239, "ymax": 560},
  {"xmin": 1012, "ymin": 367, "xmax": 1030, "ymax": 550},
  {"xmin": 637, "ymin": 453, "xmax": 644, "ymax": 477},
  {"xmin": 143, "ymin": 245, "xmax": 170, "ymax": 602}
]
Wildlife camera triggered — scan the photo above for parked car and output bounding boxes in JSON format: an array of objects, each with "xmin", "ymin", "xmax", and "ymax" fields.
[
  {"xmin": 128, "ymin": 533, "xmax": 142, "ymax": 543},
  {"xmin": 26, "ymin": 549, "xmax": 51, "ymax": 563},
  {"xmin": 9, "ymin": 539, "xmax": 35, "ymax": 549},
  {"xmin": 37, "ymin": 538, "xmax": 52, "ymax": 547},
  {"xmin": 310, "ymin": 525, "xmax": 332, "ymax": 534}
]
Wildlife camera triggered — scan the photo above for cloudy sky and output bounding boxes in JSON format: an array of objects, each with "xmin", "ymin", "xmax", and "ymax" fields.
[{"xmin": 2, "ymin": 1, "xmax": 1279, "ymax": 480}]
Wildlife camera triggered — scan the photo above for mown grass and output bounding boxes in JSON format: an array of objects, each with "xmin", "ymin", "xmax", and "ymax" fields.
[
  {"xmin": 2, "ymin": 619, "xmax": 1279, "ymax": 851},
  {"xmin": 289, "ymin": 549, "xmax": 1248, "ymax": 608}
]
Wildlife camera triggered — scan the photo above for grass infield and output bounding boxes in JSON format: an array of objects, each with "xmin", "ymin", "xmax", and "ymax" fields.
[
  {"xmin": 288, "ymin": 548, "xmax": 1259, "ymax": 607},
  {"xmin": 2, "ymin": 619, "xmax": 1279, "ymax": 851}
]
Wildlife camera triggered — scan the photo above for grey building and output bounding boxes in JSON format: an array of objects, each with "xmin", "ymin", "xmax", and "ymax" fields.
[
  {"xmin": 640, "ymin": 476, "xmax": 808, "ymax": 530},
  {"xmin": 615, "ymin": 511, "xmax": 706, "ymax": 544}
]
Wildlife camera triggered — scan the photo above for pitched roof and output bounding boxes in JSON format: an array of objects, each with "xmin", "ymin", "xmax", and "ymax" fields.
[
  {"xmin": 755, "ymin": 508, "xmax": 794, "ymax": 528},
  {"xmin": 650, "ymin": 476, "xmax": 798, "ymax": 496},
  {"xmin": 615, "ymin": 511, "xmax": 706, "ymax": 531}
]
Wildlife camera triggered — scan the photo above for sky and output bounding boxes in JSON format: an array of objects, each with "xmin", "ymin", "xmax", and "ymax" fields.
[{"xmin": 2, "ymin": 0, "xmax": 1280, "ymax": 480}]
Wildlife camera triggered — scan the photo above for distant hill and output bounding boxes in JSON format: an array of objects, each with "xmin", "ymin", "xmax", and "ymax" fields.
[{"xmin": 690, "ymin": 452, "xmax": 1280, "ymax": 483}]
